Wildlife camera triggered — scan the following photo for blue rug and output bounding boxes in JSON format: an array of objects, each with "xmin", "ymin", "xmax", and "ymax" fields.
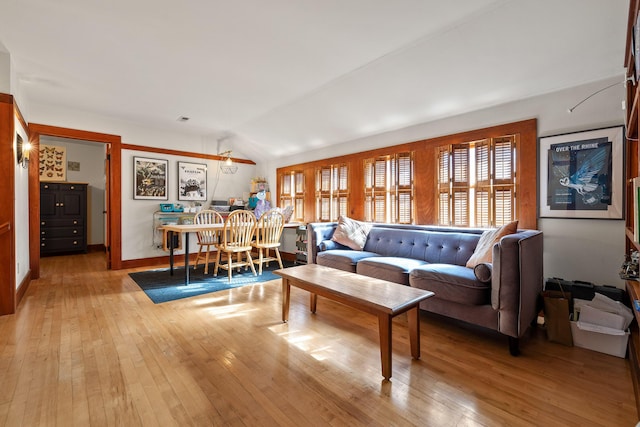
[{"xmin": 129, "ymin": 261, "xmax": 294, "ymax": 304}]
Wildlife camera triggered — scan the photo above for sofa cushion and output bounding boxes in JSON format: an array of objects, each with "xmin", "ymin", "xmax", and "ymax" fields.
[
  {"xmin": 356, "ymin": 257, "xmax": 428, "ymax": 285},
  {"xmin": 409, "ymin": 264, "xmax": 490, "ymax": 306},
  {"xmin": 319, "ymin": 239, "xmax": 350, "ymax": 251},
  {"xmin": 466, "ymin": 221, "xmax": 518, "ymax": 268},
  {"xmin": 316, "ymin": 250, "xmax": 380, "ymax": 273},
  {"xmin": 331, "ymin": 216, "xmax": 372, "ymax": 251}
]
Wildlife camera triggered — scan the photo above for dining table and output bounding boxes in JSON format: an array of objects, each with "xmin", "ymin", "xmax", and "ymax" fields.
[
  {"xmin": 161, "ymin": 223, "xmax": 225, "ymax": 284},
  {"xmin": 160, "ymin": 222, "xmax": 301, "ymax": 284}
]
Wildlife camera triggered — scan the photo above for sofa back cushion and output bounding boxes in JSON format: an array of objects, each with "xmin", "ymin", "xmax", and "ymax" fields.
[{"xmin": 363, "ymin": 227, "xmax": 481, "ymax": 266}]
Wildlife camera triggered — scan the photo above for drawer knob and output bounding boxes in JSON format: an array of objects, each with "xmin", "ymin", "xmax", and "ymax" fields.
[
  {"xmin": 70, "ymin": 186, "xmax": 75, "ymax": 190},
  {"xmin": 41, "ymin": 222, "xmax": 45, "ymax": 225},
  {"xmin": 41, "ymin": 243, "xmax": 45, "ymax": 247},
  {"xmin": 73, "ymin": 230, "xmax": 77, "ymax": 234},
  {"xmin": 73, "ymin": 221, "xmax": 78, "ymax": 225},
  {"xmin": 73, "ymin": 241, "xmax": 78, "ymax": 245}
]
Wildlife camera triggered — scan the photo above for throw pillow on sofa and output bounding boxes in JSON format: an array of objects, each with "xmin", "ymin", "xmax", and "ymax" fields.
[
  {"xmin": 473, "ymin": 262, "xmax": 493, "ymax": 283},
  {"xmin": 331, "ymin": 215, "xmax": 372, "ymax": 251},
  {"xmin": 466, "ymin": 220, "xmax": 518, "ymax": 268}
]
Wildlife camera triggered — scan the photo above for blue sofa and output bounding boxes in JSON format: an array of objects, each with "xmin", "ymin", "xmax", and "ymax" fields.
[{"xmin": 306, "ymin": 222, "xmax": 544, "ymax": 355}]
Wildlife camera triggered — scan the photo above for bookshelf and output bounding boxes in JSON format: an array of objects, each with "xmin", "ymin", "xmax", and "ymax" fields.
[{"xmin": 625, "ymin": 0, "xmax": 640, "ymax": 418}]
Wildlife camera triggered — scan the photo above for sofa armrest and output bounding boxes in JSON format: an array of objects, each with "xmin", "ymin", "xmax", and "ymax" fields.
[
  {"xmin": 492, "ymin": 230, "xmax": 543, "ymax": 338},
  {"xmin": 307, "ymin": 222, "xmax": 338, "ymax": 264}
]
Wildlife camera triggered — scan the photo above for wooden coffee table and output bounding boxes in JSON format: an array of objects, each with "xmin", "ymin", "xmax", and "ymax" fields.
[{"xmin": 274, "ymin": 264, "xmax": 434, "ymax": 380}]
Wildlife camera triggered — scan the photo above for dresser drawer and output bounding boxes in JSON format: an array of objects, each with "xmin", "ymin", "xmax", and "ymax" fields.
[
  {"xmin": 41, "ymin": 226, "xmax": 84, "ymax": 238},
  {"xmin": 40, "ymin": 237, "xmax": 87, "ymax": 253},
  {"xmin": 41, "ymin": 218, "xmax": 84, "ymax": 228}
]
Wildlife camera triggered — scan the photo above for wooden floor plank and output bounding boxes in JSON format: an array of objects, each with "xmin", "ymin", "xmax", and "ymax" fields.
[{"xmin": 0, "ymin": 252, "xmax": 635, "ymax": 426}]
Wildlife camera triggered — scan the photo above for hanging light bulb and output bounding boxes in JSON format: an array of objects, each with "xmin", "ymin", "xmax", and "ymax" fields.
[{"xmin": 219, "ymin": 150, "xmax": 238, "ymax": 174}]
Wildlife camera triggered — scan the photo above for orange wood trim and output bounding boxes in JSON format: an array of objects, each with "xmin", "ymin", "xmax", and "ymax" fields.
[
  {"xmin": 29, "ymin": 123, "xmax": 120, "ymax": 143},
  {"xmin": 16, "ymin": 270, "xmax": 31, "ymax": 307},
  {"xmin": 0, "ymin": 222, "xmax": 10, "ymax": 235},
  {"xmin": 14, "ymin": 104, "xmax": 28, "ymax": 138},
  {"xmin": 276, "ymin": 118, "xmax": 538, "ymax": 229},
  {"xmin": 28, "ymin": 124, "xmax": 124, "ymax": 273},
  {"xmin": 120, "ymin": 253, "xmax": 196, "ymax": 269},
  {"xmin": 121, "ymin": 143, "xmax": 256, "ymax": 165},
  {"xmin": 0, "ymin": 96, "xmax": 16, "ymax": 314}
]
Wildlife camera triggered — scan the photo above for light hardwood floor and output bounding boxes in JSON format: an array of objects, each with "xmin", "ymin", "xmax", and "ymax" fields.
[{"xmin": 0, "ymin": 252, "xmax": 636, "ymax": 426}]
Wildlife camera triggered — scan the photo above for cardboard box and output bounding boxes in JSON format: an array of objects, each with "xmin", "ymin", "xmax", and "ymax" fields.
[{"xmin": 570, "ymin": 321, "xmax": 629, "ymax": 358}]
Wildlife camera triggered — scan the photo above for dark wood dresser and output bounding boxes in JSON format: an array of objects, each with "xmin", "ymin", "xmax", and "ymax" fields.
[{"xmin": 40, "ymin": 182, "xmax": 88, "ymax": 255}]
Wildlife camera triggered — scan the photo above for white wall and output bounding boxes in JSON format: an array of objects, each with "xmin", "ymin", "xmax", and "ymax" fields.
[
  {"xmin": 121, "ymin": 149, "xmax": 256, "ymax": 261},
  {"xmin": 14, "ymin": 119, "xmax": 29, "ymax": 288},
  {"xmin": 270, "ymin": 76, "xmax": 627, "ymax": 288}
]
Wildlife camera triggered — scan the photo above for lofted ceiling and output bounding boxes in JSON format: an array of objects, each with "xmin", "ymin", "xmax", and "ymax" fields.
[{"xmin": 0, "ymin": 0, "xmax": 629, "ymax": 159}]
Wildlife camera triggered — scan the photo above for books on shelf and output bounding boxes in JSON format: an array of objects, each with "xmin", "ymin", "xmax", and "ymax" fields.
[{"xmin": 634, "ymin": 177, "xmax": 640, "ymax": 243}]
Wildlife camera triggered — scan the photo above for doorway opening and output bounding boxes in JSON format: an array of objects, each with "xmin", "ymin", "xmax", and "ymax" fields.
[{"xmin": 28, "ymin": 124, "xmax": 122, "ymax": 279}]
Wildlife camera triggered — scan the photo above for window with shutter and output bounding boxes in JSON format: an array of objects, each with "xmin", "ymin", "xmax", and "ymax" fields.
[
  {"xmin": 364, "ymin": 152, "xmax": 414, "ymax": 224},
  {"xmin": 280, "ymin": 171, "xmax": 305, "ymax": 222},
  {"xmin": 315, "ymin": 163, "xmax": 349, "ymax": 221},
  {"xmin": 437, "ymin": 135, "xmax": 516, "ymax": 227}
]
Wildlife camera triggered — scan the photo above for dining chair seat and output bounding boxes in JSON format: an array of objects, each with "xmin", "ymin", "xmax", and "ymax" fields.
[
  {"xmin": 252, "ymin": 209, "xmax": 285, "ymax": 275},
  {"xmin": 214, "ymin": 210, "xmax": 257, "ymax": 281},
  {"xmin": 193, "ymin": 210, "xmax": 224, "ymax": 274}
]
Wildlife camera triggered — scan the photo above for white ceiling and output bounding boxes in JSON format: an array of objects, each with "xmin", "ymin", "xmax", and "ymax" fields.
[{"xmin": 0, "ymin": 0, "xmax": 629, "ymax": 159}]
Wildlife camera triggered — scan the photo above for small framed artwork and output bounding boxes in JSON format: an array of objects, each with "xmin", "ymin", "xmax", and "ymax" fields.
[
  {"xmin": 178, "ymin": 161, "xmax": 207, "ymax": 201},
  {"xmin": 39, "ymin": 144, "xmax": 67, "ymax": 181},
  {"xmin": 539, "ymin": 125, "xmax": 624, "ymax": 219},
  {"xmin": 134, "ymin": 156, "xmax": 168, "ymax": 200}
]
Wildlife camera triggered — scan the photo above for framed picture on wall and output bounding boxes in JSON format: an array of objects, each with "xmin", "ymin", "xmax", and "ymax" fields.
[
  {"xmin": 177, "ymin": 161, "xmax": 207, "ymax": 201},
  {"xmin": 538, "ymin": 125, "xmax": 624, "ymax": 219},
  {"xmin": 39, "ymin": 144, "xmax": 67, "ymax": 181},
  {"xmin": 133, "ymin": 156, "xmax": 168, "ymax": 200}
]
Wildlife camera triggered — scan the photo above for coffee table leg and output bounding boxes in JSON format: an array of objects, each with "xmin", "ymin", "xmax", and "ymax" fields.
[
  {"xmin": 310, "ymin": 293, "xmax": 317, "ymax": 313},
  {"xmin": 408, "ymin": 306, "xmax": 420, "ymax": 359},
  {"xmin": 282, "ymin": 279, "xmax": 291, "ymax": 322},
  {"xmin": 378, "ymin": 313, "xmax": 392, "ymax": 380}
]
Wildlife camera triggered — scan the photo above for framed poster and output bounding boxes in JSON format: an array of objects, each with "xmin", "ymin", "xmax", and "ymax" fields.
[
  {"xmin": 539, "ymin": 125, "xmax": 624, "ymax": 219},
  {"xmin": 133, "ymin": 157, "xmax": 168, "ymax": 200},
  {"xmin": 39, "ymin": 144, "xmax": 66, "ymax": 181},
  {"xmin": 178, "ymin": 161, "xmax": 207, "ymax": 201}
]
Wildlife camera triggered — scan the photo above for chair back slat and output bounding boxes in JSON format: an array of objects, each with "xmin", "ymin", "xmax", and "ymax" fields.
[
  {"xmin": 222, "ymin": 210, "xmax": 257, "ymax": 250},
  {"xmin": 256, "ymin": 210, "xmax": 285, "ymax": 246},
  {"xmin": 194, "ymin": 210, "xmax": 224, "ymax": 244}
]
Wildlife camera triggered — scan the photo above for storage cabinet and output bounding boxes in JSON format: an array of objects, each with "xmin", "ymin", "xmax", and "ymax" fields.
[{"xmin": 40, "ymin": 182, "xmax": 88, "ymax": 255}]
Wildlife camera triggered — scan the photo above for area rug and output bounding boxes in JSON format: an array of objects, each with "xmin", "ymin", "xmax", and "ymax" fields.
[{"xmin": 129, "ymin": 261, "xmax": 295, "ymax": 304}]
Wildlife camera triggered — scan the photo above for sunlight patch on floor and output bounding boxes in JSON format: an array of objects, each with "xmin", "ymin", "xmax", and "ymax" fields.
[
  {"xmin": 269, "ymin": 325, "xmax": 335, "ymax": 361},
  {"xmin": 204, "ymin": 303, "xmax": 258, "ymax": 319}
]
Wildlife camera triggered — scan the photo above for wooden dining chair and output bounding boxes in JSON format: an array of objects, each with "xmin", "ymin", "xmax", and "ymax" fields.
[
  {"xmin": 213, "ymin": 209, "xmax": 257, "ymax": 282},
  {"xmin": 193, "ymin": 210, "xmax": 224, "ymax": 274},
  {"xmin": 252, "ymin": 209, "xmax": 285, "ymax": 275}
]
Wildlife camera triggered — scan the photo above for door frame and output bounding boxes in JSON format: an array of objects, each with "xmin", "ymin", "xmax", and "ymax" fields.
[{"xmin": 29, "ymin": 124, "xmax": 122, "ymax": 278}]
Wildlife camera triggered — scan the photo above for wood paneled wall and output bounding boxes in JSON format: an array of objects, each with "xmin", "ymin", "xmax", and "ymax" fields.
[{"xmin": 277, "ymin": 119, "xmax": 538, "ymax": 229}]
